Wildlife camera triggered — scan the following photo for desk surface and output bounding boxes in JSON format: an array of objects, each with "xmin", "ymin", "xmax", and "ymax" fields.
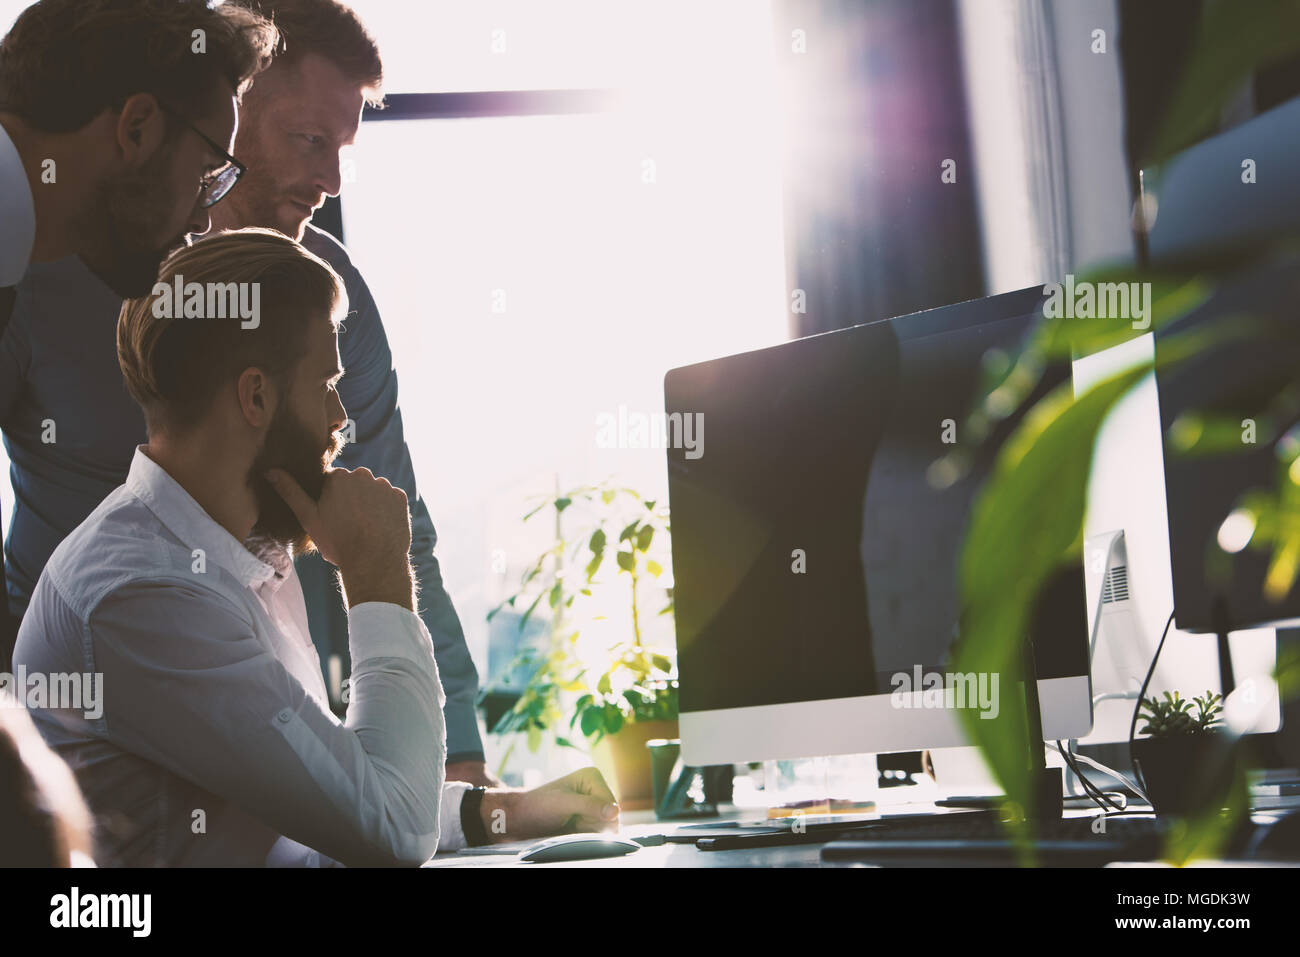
[
  {"xmin": 424, "ymin": 799, "xmax": 1300, "ymax": 868},
  {"xmin": 424, "ymin": 802, "xmax": 1185, "ymax": 869},
  {"xmin": 425, "ymin": 807, "xmax": 828, "ymax": 868}
]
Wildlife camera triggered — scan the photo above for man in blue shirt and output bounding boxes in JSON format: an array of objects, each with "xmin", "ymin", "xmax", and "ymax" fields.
[
  {"xmin": 1, "ymin": 0, "xmax": 498, "ymax": 785},
  {"xmin": 0, "ymin": 0, "xmax": 278, "ymax": 667}
]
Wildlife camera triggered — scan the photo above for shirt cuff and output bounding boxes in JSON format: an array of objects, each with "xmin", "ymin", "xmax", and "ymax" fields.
[
  {"xmin": 439, "ymin": 780, "xmax": 473, "ymax": 853},
  {"xmin": 346, "ymin": 601, "xmax": 444, "ymax": 708}
]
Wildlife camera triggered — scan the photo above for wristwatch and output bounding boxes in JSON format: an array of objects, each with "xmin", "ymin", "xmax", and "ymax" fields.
[{"xmin": 461, "ymin": 786, "xmax": 489, "ymax": 847}]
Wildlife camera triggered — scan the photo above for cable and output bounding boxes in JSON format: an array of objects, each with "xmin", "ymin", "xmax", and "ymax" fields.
[
  {"xmin": 1093, "ymin": 691, "xmax": 1141, "ymax": 706},
  {"xmin": 1055, "ymin": 740, "xmax": 1123, "ymax": 811},
  {"xmin": 1053, "ymin": 740, "xmax": 1113, "ymax": 810},
  {"xmin": 1054, "ymin": 740, "xmax": 1104, "ymax": 807},
  {"xmin": 1055, "ymin": 748, "xmax": 1107, "ymax": 806},
  {"xmin": 1068, "ymin": 748, "xmax": 1150, "ymax": 804},
  {"xmin": 1129, "ymin": 609, "xmax": 1176, "ymax": 799}
]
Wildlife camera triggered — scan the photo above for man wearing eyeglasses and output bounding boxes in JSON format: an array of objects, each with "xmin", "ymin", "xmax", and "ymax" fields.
[
  {"xmin": 0, "ymin": 0, "xmax": 278, "ymax": 671},
  {"xmin": 157, "ymin": 101, "xmax": 251, "ymax": 212},
  {"xmin": 0, "ymin": 0, "xmax": 498, "ymax": 791}
]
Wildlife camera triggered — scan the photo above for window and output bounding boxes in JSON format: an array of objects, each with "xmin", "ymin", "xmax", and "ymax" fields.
[{"xmin": 339, "ymin": 2, "xmax": 788, "ymax": 698}]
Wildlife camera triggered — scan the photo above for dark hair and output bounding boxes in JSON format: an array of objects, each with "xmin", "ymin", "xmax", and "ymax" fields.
[
  {"xmin": 0, "ymin": 0, "xmax": 278, "ymax": 133},
  {"xmin": 0, "ymin": 694, "xmax": 93, "ymax": 867},
  {"xmin": 117, "ymin": 228, "xmax": 345, "ymax": 435},
  {"xmin": 230, "ymin": 0, "xmax": 384, "ymax": 106}
]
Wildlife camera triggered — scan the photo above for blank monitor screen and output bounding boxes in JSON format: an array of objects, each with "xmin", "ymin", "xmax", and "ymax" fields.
[{"xmin": 665, "ymin": 288, "xmax": 1090, "ymax": 740}]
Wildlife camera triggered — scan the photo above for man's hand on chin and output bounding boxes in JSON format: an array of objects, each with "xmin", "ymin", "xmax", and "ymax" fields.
[
  {"xmin": 445, "ymin": 760, "xmax": 503, "ymax": 788},
  {"xmin": 479, "ymin": 768, "xmax": 620, "ymax": 843}
]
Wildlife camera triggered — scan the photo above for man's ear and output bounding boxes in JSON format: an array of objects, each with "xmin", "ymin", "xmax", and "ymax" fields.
[
  {"xmin": 236, "ymin": 367, "xmax": 277, "ymax": 430},
  {"xmin": 114, "ymin": 93, "xmax": 168, "ymax": 165}
]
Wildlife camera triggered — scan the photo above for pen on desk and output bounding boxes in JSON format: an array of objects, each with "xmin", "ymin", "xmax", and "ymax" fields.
[
  {"xmin": 696, "ymin": 830, "xmax": 845, "ymax": 851},
  {"xmin": 456, "ymin": 846, "xmax": 522, "ymax": 856},
  {"xmin": 934, "ymin": 797, "xmax": 1001, "ymax": 809}
]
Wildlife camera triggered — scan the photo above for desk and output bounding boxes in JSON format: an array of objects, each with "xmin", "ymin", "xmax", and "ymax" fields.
[
  {"xmin": 423, "ymin": 801, "xmax": 1300, "ymax": 868},
  {"xmin": 424, "ymin": 807, "xmax": 828, "ymax": 868}
]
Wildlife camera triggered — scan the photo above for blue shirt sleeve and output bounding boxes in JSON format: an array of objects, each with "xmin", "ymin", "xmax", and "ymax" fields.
[{"xmin": 300, "ymin": 226, "xmax": 485, "ymax": 762}]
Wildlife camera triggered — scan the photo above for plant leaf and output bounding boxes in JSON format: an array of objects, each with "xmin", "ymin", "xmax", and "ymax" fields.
[
  {"xmin": 955, "ymin": 361, "xmax": 1154, "ymax": 857},
  {"xmin": 604, "ymin": 703, "xmax": 624, "ymax": 735},
  {"xmin": 636, "ymin": 525, "xmax": 655, "ymax": 552},
  {"xmin": 1142, "ymin": 0, "xmax": 1300, "ymax": 167},
  {"xmin": 518, "ymin": 591, "xmax": 545, "ymax": 629}
]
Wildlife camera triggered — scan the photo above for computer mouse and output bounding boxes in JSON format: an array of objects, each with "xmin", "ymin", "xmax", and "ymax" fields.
[{"xmin": 518, "ymin": 833, "xmax": 642, "ymax": 864}]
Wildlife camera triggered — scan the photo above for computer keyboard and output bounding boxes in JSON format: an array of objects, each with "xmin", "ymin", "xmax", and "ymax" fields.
[
  {"xmin": 821, "ymin": 813, "xmax": 1173, "ymax": 865},
  {"xmin": 666, "ymin": 808, "xmax": 1001, "ymax": 845}
]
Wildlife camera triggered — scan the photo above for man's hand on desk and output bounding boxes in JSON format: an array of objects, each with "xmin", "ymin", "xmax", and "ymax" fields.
[
  {"xmin": 478, "ymin": 768, "xmax": 620, "ymax": 843},
  {"xmin": 446, "ymin": 760, "xmax": 502, "ymax": 788}
]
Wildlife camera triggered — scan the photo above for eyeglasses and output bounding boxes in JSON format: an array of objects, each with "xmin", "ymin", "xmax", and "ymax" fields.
[{"xmin": 157, "ymin": 101, "xmax": 246, "ymax": 208}]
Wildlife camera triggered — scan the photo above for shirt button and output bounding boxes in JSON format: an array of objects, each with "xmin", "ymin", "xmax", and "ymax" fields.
[{"xmin": 277, "ymin": 708, "xmax": 292, "ymax": 724}]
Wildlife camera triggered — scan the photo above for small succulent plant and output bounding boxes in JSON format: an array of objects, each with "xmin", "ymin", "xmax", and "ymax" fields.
[{"xmin": 1138, "ymin": 690, "xmax": 1225, "ymax": 738}]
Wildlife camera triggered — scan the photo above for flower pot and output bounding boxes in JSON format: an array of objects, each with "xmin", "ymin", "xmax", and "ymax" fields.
[
  {"xmin": 1131, "ymin": 733, "xmax": 1240, "ymax": 818},
  {"xmin": 591, "ymin": 719, "xmax": 680, "ymax": 811}
]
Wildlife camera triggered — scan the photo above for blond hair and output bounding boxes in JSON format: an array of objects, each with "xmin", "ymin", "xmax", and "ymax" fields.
[{"xmin": 118, "ymin": 228, "xmax": 345, "ymax": 435}]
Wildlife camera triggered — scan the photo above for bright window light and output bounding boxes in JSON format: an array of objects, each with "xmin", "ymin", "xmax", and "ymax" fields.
[
  {"xmin": 348, "ymin": 0, "xmax": 773, "ymax": 94},
  {"xmin": 339, "ymin": 3, "xmax": 788, "ymax": 681},
  {"xmin": 0, "ymin": 0, "xmax": 24, "ymax": 34}
]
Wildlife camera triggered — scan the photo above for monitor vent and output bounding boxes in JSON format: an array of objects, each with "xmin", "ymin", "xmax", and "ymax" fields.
[{"xmin": 1101, "ymin": 564, "xmax": 1130, "ymax": 604}]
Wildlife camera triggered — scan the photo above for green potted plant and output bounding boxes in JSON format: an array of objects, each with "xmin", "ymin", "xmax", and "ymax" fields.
[
  {"xmin": 487, "ymin": 479, "xmax": 678, "ymax": 808},
  {"xmin": 1131, "ymin": 691, "xmax": 1240, "ymax": 817}
]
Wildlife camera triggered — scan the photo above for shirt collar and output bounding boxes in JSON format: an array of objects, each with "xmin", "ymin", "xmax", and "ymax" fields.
[
  {"xmin": 125, "ymin": 446, "xmax": 292, "ymax": 591},
  {"xmin": 0, "ymin": 120, "xmax": 36, "ymax": 286}
]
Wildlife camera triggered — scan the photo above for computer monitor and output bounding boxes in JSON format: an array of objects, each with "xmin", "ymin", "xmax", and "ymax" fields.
[
  {"xmin": 1073, "ymin": 334, "xmax": 1280, "ymax": 746},
  {"xmin": 1155, "ymin": 261, "xmax": 1300, "ymax": 637},
  {"xmin": 664, "ymin": 287, "xmax": 1094, "ymax": 767},
  {"xmin": 1069, "ymin": 96, "xmax": 1297, "ymax": 745},
  {"xmin": 1145, "ymin": 97, "xmax": 1300, "ymax": 636}
]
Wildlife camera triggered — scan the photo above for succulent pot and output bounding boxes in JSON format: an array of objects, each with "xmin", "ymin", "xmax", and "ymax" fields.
[{"xmin": 1131, "ymin": 732, "xmax": 1240, "ymax": 818}]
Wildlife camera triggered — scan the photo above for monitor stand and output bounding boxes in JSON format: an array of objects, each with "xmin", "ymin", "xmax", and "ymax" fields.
[
  {"xmin": 1023, "ymin": 638, "xmax": 1064, "ymax": 821},
  {"xmin": 1211, "ymin": 594, "xmax": 1238, "ymax": 698}
]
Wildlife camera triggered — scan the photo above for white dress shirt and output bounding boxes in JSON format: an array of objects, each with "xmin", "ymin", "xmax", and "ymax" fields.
[
  {"xmin": 14, "ymin": 446, "xmax": 472, "ymax": 866},
  {"xmin": 0, "ymin": 119, "xmax": 35, "ymax": 285}
]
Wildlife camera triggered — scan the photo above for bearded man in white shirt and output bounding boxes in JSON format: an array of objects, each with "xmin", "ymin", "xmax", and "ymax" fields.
[{"xmin": 14, "ymin": 229, "xmax": 620, "ymax": 866}]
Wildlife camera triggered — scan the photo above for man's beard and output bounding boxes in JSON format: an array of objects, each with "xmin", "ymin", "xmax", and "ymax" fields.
[
  {"xmin": 217, "ymin": 128, "xmax": 307, "ymax": 240},
  {"xmin": 248, "ymin": 401, "xmax": 342, "ymax": 556},
  {"xmin": 225, "ymin": 183, "xmax": 309, "ymax": 241},
  {"xmin": 80, "ymin": 154, "xmax": 188, "ymax": 297}
]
